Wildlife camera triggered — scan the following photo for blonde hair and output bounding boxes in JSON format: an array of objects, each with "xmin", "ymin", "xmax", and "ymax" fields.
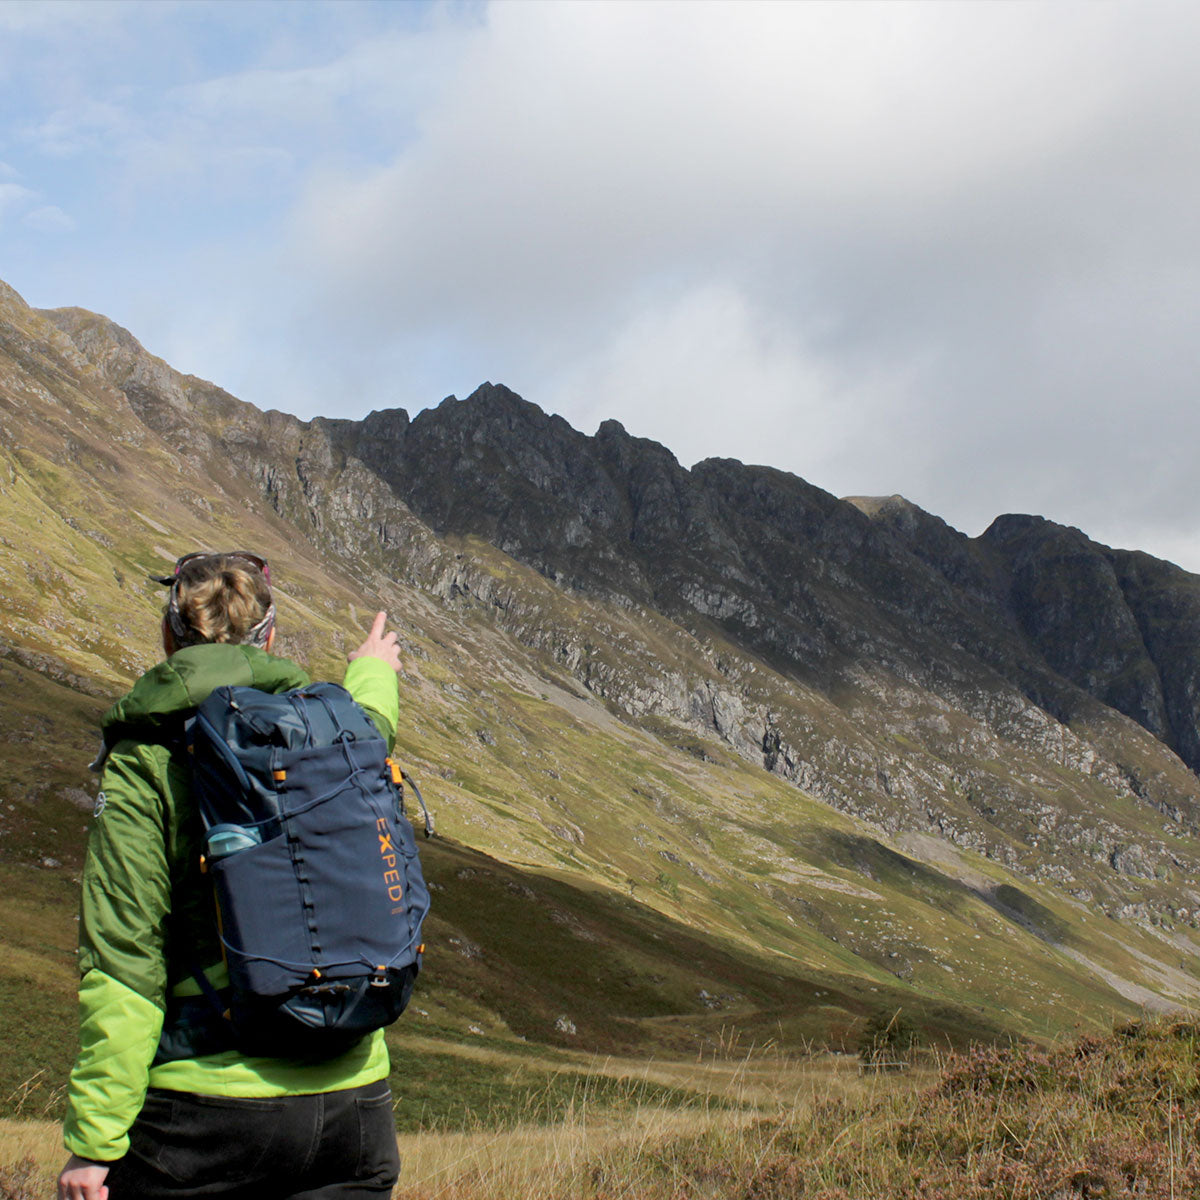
[{"xmin": 169, "ymin": 556, "xmax": 273, "ymax": 647}]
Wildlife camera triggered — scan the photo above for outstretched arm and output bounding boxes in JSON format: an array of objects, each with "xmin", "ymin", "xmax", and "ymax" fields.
[{"xmin": 344, "ymin": 611, "xmax": 401, "ymax": 748}]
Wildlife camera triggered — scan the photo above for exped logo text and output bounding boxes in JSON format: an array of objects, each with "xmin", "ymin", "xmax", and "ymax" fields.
[{"xmin": 376, "ymin": 818, "xmax": 404, "ymax": 902}]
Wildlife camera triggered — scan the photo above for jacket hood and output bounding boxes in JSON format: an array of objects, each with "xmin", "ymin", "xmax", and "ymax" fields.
[{"xmin": 102, "ymin": 644, "xmax": 311, "ymax": 745}]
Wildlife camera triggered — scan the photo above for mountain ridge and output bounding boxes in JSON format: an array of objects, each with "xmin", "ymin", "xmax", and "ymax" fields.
[
  {"xmin": 325, "ymin": 383, "xmax": 1200, "ymax": 794},
  {"xmin": 2, "ymin": 276, "xmax": 1199, "ymax": 1105}
]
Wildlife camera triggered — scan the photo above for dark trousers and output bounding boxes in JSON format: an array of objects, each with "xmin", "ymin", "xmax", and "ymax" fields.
[{"xmin": 105, "ymin": 1080, "xmax": 401, "ymax": 1198}]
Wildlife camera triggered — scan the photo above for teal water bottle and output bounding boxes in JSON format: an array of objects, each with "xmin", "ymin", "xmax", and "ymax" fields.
[{"xmin": 206, "ymin": 823, "xmax": 261, "ymax": 860}]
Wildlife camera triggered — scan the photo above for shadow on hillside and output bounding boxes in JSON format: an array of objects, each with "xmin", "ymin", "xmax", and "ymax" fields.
[
  {"xmin": 420, "ymin": 834, "xmax": 1009, "ymax": 1058},
  {"xmin": 815, "ymin": 831, "xmax": 1077, "ymax": 947},
  {"xmin": 974, "ymin": 882, "xmax": 1075, "ymax": 945}
]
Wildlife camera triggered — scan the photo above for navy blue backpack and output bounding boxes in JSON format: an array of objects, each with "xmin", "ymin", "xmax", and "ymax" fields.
[{"xmin": 182, "ymin": 681, "xmax": 431, "ymax": 1059}]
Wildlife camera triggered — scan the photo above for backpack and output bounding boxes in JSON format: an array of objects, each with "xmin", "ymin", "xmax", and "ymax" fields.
[{"xmin": 177, "ymin": 681, "xmax": 431, "ymax": 1060}]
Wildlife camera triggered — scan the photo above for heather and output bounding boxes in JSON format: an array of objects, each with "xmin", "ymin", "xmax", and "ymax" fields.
[
  {"xmin": 572, "ymin": 1018, "xmax": 1200, "ymax": 1200},
  {"xmin": 390, "ymin": 1017, "xmax": 1200, "ymax": 1200}
]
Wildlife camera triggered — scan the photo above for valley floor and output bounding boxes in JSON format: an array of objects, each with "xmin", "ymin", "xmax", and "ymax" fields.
[{"xmin": 5, "ymin": 1018, "xmax": 1196, "ymax": 1199}]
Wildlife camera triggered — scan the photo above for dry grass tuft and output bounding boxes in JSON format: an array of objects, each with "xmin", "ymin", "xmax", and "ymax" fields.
[{"xmin": 0, "ymin": 1120, "xmax": 59, "ymax": 1199}]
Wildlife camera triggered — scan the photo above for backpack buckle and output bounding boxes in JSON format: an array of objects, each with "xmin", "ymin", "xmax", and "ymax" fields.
[{"xmin": 369, "ymin": 966, "xmax": 389, "ymax": 988}]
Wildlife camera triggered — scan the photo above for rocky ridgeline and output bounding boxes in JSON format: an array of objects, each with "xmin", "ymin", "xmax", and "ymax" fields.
[
  {"xmin": 20, "ymin": 302, "xmax": 1200, "ymax": 926},
  {"xmin": 346, "ymin": 395, "xmax": 1199, "ymax": 910},
  {"xmin": 325, "ymin": 386, "xmax": 1200, "ymax": 784}
]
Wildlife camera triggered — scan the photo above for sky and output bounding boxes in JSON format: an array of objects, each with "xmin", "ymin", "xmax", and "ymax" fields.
[{"xmin": 2, "ymin": 0, "xmax": 1198, "ymax": 571}]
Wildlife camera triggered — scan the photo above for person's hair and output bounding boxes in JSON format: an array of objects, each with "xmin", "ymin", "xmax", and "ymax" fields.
[{"xmin": 170, "ymin": 555, "xmax": 272, "ymax": 647}]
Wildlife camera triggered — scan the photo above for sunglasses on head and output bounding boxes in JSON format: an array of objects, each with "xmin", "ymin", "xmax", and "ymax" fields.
[{"xmin": 150, "ymin": 551, "xmax": 271, "ymax": 586}]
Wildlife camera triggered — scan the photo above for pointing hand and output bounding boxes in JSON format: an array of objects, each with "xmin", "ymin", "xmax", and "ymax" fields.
[{"xmin": 349, "ymin": 611, "xmax": 401, "ymax": 672}]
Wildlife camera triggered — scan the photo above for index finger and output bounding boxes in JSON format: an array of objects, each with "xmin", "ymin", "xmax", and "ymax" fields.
[{"xmin": 369, "ymin": 611, "xmax": 388, "ymax": 638}]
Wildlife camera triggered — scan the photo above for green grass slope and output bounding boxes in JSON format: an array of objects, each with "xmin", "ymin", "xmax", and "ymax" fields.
[{"xmin": 1, "ymin": 279, "xmax": 1199, "ymax": 1124}]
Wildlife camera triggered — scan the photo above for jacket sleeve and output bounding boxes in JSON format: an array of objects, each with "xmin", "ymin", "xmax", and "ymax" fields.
[
  {"xmin": 63, "ymin": 742, "xmax": 171, "ymax": 1162},
  {"xmin": 342, "ymin": 655, "xmax": 399, "ymax": 751}
]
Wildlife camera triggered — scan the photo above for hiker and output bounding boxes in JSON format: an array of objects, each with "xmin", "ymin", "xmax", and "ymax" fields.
[{"xmin": 58, "ymin": 552, "xmax": 404, "ymax": 1200}]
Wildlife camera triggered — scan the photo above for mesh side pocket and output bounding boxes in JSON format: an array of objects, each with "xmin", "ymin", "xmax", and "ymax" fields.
[{"xmin": 211, "ymin": 835, "xmax": 311, "ymax": 996}]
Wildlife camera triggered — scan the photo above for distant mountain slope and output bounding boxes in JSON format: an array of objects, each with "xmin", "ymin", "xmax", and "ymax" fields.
[
  {"xmin": 1, "ymin": 276, "xmax": 1198, "ymax": 1104},
  {"xmin": 323, "ymin": 386, "xmax": 1200, "ymax": 836},
  {"xmin": 861, "ymin": 494, "xmax": 1200, "ymax": 777}
]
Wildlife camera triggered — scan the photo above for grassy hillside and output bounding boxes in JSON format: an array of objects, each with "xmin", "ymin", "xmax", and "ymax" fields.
[{"xmin": 2, "ymin": 279, "xmax": 1200, "ymax": 1129}]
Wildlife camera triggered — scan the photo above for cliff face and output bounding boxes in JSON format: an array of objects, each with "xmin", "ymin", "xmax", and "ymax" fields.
[
  {"xmin": 982, "ymin": 519, "xmax": 1200, "ymax": 771},
  {"xmin": 330, "ymin": 387, "xmax": 1200, "ymax": 775},
  {"xmin": 5, "ymin": 282, "xmax": 1200, "ymax": 1049},
  {"xmin": 865, "ymin": 503, "xmax": 1200, "ymax": 778}
]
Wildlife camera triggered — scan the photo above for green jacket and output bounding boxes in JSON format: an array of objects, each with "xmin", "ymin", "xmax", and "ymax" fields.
[{"xmin": 63, "ymin": 644, "xmax": 399, "ymax": 1163}]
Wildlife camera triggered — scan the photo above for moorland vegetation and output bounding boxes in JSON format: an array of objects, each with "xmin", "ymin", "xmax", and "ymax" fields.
[{"xmin": 3, "ymin": 1017, "xmax": 1196, "ymax": 1199}]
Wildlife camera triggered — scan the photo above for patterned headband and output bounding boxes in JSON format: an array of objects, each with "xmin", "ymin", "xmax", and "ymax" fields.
[{"xmin": 151, "ymin": 551, "xmax": 275, "ymax": 649}]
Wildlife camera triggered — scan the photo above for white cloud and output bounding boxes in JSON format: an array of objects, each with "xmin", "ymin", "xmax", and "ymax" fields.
[
  {"xmin": 548, "ymin": 282, "xmax": 873, "ymax": 480},
  {"xmin": 0, "ymin": 182, "xmax": 36, "ymax": 222},
  {"xmin": 23, "ymin": 205, "xmax": 76, "ymax": 233},
  {"xmin": 288, "ymin": 3, "xmax": 1136, "ymax": 319},
  {"xmin": 20, "ymin": 99, "xmax": 134, "ymax": 159},
  {"xmin": 287, "ymin": 2, "xmax": 1173, "ymax": 379},
  {"xmin": 0, "ymin": 0, "xmax": 127, "ymax": 34}
]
